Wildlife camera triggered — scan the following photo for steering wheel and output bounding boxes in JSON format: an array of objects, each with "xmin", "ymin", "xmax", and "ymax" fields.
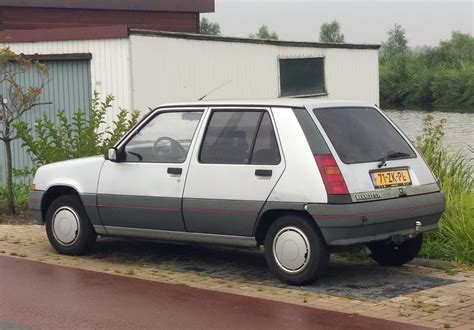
[{"xmin": 153, "ymin": 136, "xmax": 186, "ymax": 161}]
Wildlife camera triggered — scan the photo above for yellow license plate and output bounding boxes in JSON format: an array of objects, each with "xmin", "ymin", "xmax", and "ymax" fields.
[{"xmin": 371, "ymin": 168, "xmax": 412, "ymax": 189}]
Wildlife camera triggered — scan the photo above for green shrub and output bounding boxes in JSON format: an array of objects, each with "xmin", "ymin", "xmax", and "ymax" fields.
[
  {"xmin": 430, "ymin": 65, "xmax": 474, "ymax": 108},
  {"xmin": 15, "ymin": 92, "xmax": 140, "ymax": 169},
  {"xmin": 417, "ymin": 115, "xmax": 474, "ymax": 264},
  {"xmin": 0, "ymin": 179, "xmax": 30, "ymax": 208},
  {"xmin": 380, "ymin": 32, "xmax": 474, "ymax": 111}
]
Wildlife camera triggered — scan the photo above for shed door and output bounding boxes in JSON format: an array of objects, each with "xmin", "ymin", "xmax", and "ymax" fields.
[{"xmin": 0, "ymin": 59, "xmax": 91, "ymax": 185}]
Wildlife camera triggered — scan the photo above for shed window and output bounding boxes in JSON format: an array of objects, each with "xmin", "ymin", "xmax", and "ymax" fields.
[{"xmin": 279, "ymin": 58, "xmax": 326, "ymax": 97}]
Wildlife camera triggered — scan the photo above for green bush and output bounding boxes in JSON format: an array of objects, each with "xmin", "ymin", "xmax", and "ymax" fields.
[
  {"xmin": 431, "ymin": 65, "xmax": 474, "ymax": 108},
  {"xmin": 0, "ymin": 176, "xmax": 30, "ymax": 208},
  {"xmin": 417, "ymin": 115, "xmax": 474, "ymax": 264},
  {"xmin": 15, "ymin": 92, "xmax": 140, "ymax": 169},
  {"xmin": 380, "ymin": 32, "xmax": 474, "ymax": 111}
]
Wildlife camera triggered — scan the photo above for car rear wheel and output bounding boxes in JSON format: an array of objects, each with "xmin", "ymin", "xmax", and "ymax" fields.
[
  {"xmin": 264, "ymin": 215, "xmax": 329, "ymax": 285},
  {"xmin": 45, "ymin": 195, "xmax": 96, "ymax": 255},
  {"xmin": 367, "ymin": 233, "xmax": 423, "ymax": 266}
]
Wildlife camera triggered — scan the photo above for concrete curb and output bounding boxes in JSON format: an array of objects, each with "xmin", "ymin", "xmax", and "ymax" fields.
[{"xmin": 410, "ymin": 258, "xmax": 454, "ymax": 270}]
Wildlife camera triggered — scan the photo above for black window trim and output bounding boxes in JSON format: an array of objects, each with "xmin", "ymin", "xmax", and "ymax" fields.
[
  {"xmin": 118, "ymin": 108, "xmax": 205, "ymax": 164},
  {"xmin": 313, "ymin": 106, "xmax": 418, "ymax": 165},
  {"xmin": 292, "ymin": 107, "xmax": 331, "ymax": 155},
  {"xmin": 278, "ymin": 56, "xmax": 328, "ymax": 98},
  {"xmin": 198, "ymin": 107, "xmax": 282, "ymax": 165}
]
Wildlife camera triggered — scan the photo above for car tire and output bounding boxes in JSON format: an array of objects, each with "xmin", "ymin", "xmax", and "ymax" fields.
[
  {"xmin": 45, "ymin": 195, "xmax": 96, "ymax": 255},
  {"xmin": 264, "ymin": 214, "xmax": 329, "ymax": 286},
  {"xmin": 367, "ymin": 233, "xmax": 423, "ymax": 266}
]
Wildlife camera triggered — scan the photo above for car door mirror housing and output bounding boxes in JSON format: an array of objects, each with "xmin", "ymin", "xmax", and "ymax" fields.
[{"xmin": 105, "ymin": 147, "xmax": 119, "ymax": 162}]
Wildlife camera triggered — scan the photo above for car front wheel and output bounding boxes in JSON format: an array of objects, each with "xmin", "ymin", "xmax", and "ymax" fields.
[
  {"xmin": 264, "ymin": 215, "xmax": 329, "ymax": 285},
  {"xmin": 45, "ymin": 195, "xmax": 96, "ymax": 255}
]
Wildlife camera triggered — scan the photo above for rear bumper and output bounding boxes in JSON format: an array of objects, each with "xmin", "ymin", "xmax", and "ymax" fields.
[{"xmin": 306, "ymin": 192, "xmax": 445, "ymax": 246}]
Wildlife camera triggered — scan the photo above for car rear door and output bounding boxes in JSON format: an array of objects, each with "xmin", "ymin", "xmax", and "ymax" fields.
[
  {"xmin": 97, "ymin": 109, "xmax": 205, "ymax": 232},
  {"xmin": 310, "ymin": 106, "xmax": 439, "ymax": 201},
  {"xmin": 182, "ymin": 107, "xmax": 285, "ymax": 236}
]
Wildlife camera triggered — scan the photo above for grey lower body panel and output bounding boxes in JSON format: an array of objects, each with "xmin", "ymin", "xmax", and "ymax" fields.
[
  {"xmin": 183, "ymin": 198, "xmax": 263, "ymax": 236},
  {"xmin": 28, "ymin": 191, "xmax": 45, "ymax": 225},
  {"xmin": 96, "ymin": 194, "xmax": 186, "ymax": 232},
  {"xmin": 102, "ymin": 226, "xmax": 258, "ymax": 248},
  {"xmin": 307, "ymin": 192, "xmax": 446, "ymax": 246}
]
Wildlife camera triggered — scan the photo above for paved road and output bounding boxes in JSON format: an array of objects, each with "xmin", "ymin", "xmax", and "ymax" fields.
[
  {"xmin": 89, "ymin": 238, "xmax": 455, "ymax": 301},
  {"xmin": 0, "ymin": 256, "xmax": 423, "ymax": 329}
]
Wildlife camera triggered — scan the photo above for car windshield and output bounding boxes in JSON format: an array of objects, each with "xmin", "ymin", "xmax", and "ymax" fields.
[{"xmin": 313, "ymin": 107, "xmax": 416, "ymax": 164}]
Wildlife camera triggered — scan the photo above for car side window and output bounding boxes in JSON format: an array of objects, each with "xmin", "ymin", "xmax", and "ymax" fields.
[
  {"xmin": 251, "ymin": 112, "xmax": 281, "ymax": 165},
  {"xmin": 124, "ymin": 111, "xmax": 202, "ymax": 163},
  {"xmin": 200, "ymin": 111, "xmax": 261, "ymax": 164},
  {"xmin": 200, "ymin": 110, "xmax": 280, "ymax": 165}
]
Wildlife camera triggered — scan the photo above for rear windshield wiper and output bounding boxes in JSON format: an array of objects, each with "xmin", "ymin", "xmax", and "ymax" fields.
[{"xmin": 377, "ymin": 151, "xmax": 411, "ymax": 168}]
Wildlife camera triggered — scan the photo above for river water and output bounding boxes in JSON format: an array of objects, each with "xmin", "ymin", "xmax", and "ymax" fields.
[{"xmin": 384, "ymin": 109, "xmax": 474, "ymax": 164}]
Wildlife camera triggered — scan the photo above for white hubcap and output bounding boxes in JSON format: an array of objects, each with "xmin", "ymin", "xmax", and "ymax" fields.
[
  {"xmin": 52, "ymin": 207, "xmax": 80, "ymax": 246},
  {"xmin": 273, "ymin": 226, "xmax": 311, "ymax": 273}
]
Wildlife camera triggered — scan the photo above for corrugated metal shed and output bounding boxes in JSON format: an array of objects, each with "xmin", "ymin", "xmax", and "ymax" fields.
[
  {"xmin": 0, "ymin": 59, "xmax": 91, "ymax": 185},
  {"xmin": 1, "ymin": 38, "xmax": 132, "ymax": 124},
  {"xmin": 129, "ymin": 31, "xmax": 380, "ymax": 112}
]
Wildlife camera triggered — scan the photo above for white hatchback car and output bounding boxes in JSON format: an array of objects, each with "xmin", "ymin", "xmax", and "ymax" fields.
[{"xmin": 29, "ymin": 100, "xmax": 445, "ymax": 285}]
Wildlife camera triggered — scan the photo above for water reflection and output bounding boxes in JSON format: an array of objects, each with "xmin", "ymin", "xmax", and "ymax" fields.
[{"xmin": 384, "ymin": 109, "xmax": 473, "ymax": 163}]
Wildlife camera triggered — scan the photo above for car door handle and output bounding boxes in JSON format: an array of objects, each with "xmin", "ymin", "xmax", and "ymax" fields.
[
  {"xmin": 255, "ymin": 169, "xmax": 272, "ymax": 177},
  {"xmin": 167, "ymin": 167, "xmax": 182, "ymax": 175}
]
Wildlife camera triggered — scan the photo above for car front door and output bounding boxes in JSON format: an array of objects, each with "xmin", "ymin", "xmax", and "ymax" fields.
[
  {"xmin": 183, "ymin": 107, "xmax": 285, "ymax": 236},
  {"xmin": 97, "ymin": 109, "xmax": 204, "ymax": 231}
]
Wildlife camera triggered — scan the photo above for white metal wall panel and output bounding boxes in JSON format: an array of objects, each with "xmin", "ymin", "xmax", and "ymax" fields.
[
  {"xmin": 0, "ymin": 38, "xmax": 132, "ymax": 125},
  {"xmin": 130, "ymin": 35, "xmax": 379, "ymax": 112}
]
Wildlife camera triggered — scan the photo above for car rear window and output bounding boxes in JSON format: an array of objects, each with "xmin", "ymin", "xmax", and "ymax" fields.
[{"xmin": 313, "ymin": 107, "xmax": 416, "ymax": 164}]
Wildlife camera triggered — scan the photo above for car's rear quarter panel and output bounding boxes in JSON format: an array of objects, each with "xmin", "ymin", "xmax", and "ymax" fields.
[{"xmin": 268, "ymin": 107, "xmax": 327, "ymax": 204}]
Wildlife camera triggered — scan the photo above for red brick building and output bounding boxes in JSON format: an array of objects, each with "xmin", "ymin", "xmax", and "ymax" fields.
[{"xmin": 0, "ymin": 0, "xmax": 214, "ymax": 33}]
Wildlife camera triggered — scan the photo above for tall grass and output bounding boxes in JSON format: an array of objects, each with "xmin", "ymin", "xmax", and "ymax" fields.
[{"xmin": 417, "ymin": 114, "xmax": 474, "ymax": 264}]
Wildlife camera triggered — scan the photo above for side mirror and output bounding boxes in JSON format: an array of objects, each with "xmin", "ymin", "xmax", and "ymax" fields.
[{"xmin": 105, "ymin": 147, "xmax": 119, "ymax": 162}]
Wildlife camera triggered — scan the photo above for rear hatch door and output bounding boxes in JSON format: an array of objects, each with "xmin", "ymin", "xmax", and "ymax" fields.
[{"xmin": 311, "ymin": 106, "xmax": 439, "ymax": 202}]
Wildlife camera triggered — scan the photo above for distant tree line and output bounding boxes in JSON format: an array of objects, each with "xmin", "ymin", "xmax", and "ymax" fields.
[
  {"xmin": 249, "ymin": 25, "xmax": 279, "ymax": 40},
  {"xmin": 199, "ymin": 17, "xmax": 473, "ymax": 111},
  {"xmin": 380, "ymin": 25, "xmax": 473, "ymax": 110},
  {"xmin": 200, "ymin": 17, "xmax": 221, "ymax": 36},
  {"xmin": 319, "ymin": 20, "xmax": 344, "ymax": 43}
]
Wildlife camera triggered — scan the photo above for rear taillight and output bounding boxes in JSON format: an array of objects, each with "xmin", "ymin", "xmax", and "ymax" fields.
[{"xmin": 314, "ymin": 154, "xmax": 349, "ymax": 195}]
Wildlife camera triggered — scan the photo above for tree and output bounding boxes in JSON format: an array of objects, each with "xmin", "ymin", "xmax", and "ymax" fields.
[
  {"xmin": 319, "ymin": 20, "xmax": 345, "ymax": 43},
  {"xmin": 0, "ymin": 48, "xmax": 49, "ymax": 214},
  {"xmin": 382, "ymin": 24, "xmax": 409, "ymax": 56},
  {"xmin": 433, "ymin": 32, "xmax": 474, "ymax": 68},
  {"xmin": 249, "ymin": 25, "xmax": 279, "ymax": 40},
  {"xmin": 200, "ymin": 17, "xmax": 221, "ymax": 36}
]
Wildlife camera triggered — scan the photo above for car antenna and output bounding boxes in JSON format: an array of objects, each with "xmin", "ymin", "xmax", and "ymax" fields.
[{"xmin": 198, "ymin": 80, "xmax": 232, "ymax": 101}]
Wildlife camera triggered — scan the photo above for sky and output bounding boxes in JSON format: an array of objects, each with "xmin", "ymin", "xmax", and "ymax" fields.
[{"xmin": 203, "ymin": 0, "xmax": 473, "ymax": 46}]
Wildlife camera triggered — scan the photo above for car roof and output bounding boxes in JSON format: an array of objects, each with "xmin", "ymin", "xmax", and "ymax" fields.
[{"xmin": 155, "ymin": 99, "xmax": 376, "ymax": 110}]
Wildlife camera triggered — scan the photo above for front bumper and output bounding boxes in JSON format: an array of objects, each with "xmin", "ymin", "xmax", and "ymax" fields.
[
  {"xmin": 307, "ymin": 192, "xmax": 445, "ymax": 246},
  {"xmin": 28, "ymin": 190, "xmax": 45, "ymax": 225}
]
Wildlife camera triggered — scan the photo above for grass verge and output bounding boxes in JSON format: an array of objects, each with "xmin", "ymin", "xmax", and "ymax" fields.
[{"xmin": 417, "ymin": 115, "xmax": 473, "ymax": 265}]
